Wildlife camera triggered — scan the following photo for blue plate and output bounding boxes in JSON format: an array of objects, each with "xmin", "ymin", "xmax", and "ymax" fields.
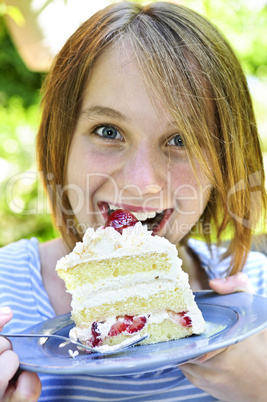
[{"xmin": 10, "ymin": 291, "xmax": 267, "ymax": 375}]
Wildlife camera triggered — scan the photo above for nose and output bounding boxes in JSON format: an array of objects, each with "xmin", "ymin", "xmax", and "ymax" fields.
[{"xmin": 117, "ymin": 143, "xmax": 166, "ymax": 197}]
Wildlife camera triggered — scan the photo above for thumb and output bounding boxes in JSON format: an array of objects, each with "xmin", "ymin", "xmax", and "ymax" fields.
[
  {"xmin": 0, "ymin": 306, "xmax": 13, "ymax": 331},
  {"xmin": 209, "ymin": 272, "xmax": 254, "ymax": 294}
]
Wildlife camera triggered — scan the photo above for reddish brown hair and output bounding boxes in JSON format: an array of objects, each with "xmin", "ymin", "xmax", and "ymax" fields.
[{"xmin": 37, "ymin": 1, "xmax": 266, "ymax": 274}]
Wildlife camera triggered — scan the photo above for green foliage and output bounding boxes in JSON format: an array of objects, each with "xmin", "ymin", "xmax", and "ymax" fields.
[
  {"xmin": 0, "ymin": 18, "xmax": 55, "ymax": 246},
  {"xmin": 0, "ymin": 18, "xmax": 43, "ymax": 107},
  {"xmin": 0, "ymin": 3, "xmax": 25, "ymax": 26},
  {"xmin": 184, "ymin": 0, "xmax": 267, "ymax": 152},
  {"xmin": 185, "ymin": 0, "xmax": 267, "ymax": 77},
  {"xmin": 0, "ymin": 95, "xmax": 57, "ymax": 246}
]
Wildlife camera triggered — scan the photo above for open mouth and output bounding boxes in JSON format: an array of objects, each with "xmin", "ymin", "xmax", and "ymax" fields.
[{"xmin": 98, "ymin": 202, "xmax": 173, "ymax": 235}]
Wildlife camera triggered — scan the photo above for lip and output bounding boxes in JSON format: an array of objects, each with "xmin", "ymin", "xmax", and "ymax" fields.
[
  {"xmin": 102, "ymin": 202, "xmax": 165, "ymax": 213},
  {"xmin": 152, "ymin": 208, "xmax": 173, "ymax": 236},
  {"xmin": 97, "ymin": 201, "xmax": 173, "ymax": 235}
]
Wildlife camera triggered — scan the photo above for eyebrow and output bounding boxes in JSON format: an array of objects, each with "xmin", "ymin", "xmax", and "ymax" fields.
[
  {"xmin": 79, "ymin": 105, "xmax": 184, "ymax": 132},
  {"xmin": 80, "ymin": 105, "xmax": 131, "ymax": 122}
]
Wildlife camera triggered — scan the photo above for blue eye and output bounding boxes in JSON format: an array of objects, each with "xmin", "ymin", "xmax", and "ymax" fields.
[
  {"xmin": 168, "ymin": 134, "xmax": 185, "ymax": 147},
  {"xmin": 95, "ymin": 126, "xmax": 123, "ymax": 140}
]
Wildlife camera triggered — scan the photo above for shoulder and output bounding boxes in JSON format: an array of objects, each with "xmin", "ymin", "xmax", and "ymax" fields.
[
  {"xmin": 188, "ymin": 238, "xmax": 267, "ymax": 296},
  {"xmin": 0, "ymin": 238, "xmax": 41, "ymax": 289},
  {"xmin": 242, "ymin": 251, "xmax": 267, "ymax": 296},
  {"xmin": 0, "ymin": 238, "xmax": 56, "ymax": 331},
  {"xmin": 38, "ymin": 238, "xmax": 68, "ymax": 276},
  {"xmin": 187, "ymin": 238, "xmax": 227, "ymax": 276},
  {"xmin": 188, "ymin": 237, "xmax": 267, "ymax": 268},
  {"xmin": 0, "ymin": 238, "xmax": 39, "ymax": 267}
]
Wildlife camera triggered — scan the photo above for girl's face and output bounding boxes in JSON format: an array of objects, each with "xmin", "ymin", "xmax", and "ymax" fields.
[{"xmin": 66, "ymin": 44, "xmax": 212, "ymax": 244}]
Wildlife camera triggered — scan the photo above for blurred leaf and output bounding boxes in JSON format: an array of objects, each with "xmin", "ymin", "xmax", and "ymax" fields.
[
  {"xmin": 185, "ymin": 0, "xmax": 267, "ymax": 77},
  {"xmin": 5, "ymin": 6, "xmax": 25, "ymax": 26},
  {"xmin": 0, "ymin": 15, "xmax": 55, "ymax": 246},
  {"xmin": 0, "ymin": 17, "xmax": 44, "ymax": 107}
]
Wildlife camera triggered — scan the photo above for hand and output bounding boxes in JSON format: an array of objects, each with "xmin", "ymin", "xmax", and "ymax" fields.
[
  {"xmin": 209, "ymin": 272, "xmax": 254, "ymax": 294},
  {"xmin": 180, "ymin": 273, "xmax": 267, "ymax": 401},
  {"xmin": 0, "ymin": 307, "xmax": 42, "ymax": 401}
]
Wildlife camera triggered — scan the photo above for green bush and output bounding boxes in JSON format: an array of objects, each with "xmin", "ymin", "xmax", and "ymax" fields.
[{"xmin": 0, "ymin": 18, "xmax": 56, "ymax": 247}]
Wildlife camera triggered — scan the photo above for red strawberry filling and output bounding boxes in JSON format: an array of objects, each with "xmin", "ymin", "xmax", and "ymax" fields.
[
  {"xmin": 168, "ymin": 311, "xmax": 192, "ymax": 327},
  {"xmin": 87, "ymin": 315, "xmax": 147, "ymax": 348},
  {"xmin": 98, "ymin": 202, "xmax": 173, "ymax": 235},
  {"xmin": 86, "ymin": 311, "xmax": 192, "ymax": 348},
  {"xmin": 108, "ymin": 315, "xmax": 147, "ymax": 336},
  {"xmin": 90, "ymin": 322, "xmax": 102, "ymax": 347},
  {"xmin": 179, "ymin": 312, "xmax": 193, "ymax": 327},
  {"xmin": 105, "ymin": 209, "xmax": 138, "ymax": 234}
]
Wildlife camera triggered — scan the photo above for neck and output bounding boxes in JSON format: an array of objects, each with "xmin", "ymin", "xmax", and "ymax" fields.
[{"xmin": 39, "ymin": 238, "xmax": 72, "ymax": 315}]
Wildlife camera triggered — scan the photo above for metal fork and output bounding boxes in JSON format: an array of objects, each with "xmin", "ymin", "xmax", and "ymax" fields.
[{"xmin": 1, "ymin": 332, "xmax": 148, "ymax": 355}]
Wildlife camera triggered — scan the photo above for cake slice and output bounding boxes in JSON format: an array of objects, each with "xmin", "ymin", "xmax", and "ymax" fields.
[{"xmin": 56, "ymin": 210, "xmax": 205, "ymax": 348}]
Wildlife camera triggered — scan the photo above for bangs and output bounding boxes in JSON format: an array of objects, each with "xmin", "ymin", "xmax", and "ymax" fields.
[
  {"xmin": 37, "ymin": 0, "xmax": 265, "ymax": 272},
  {"xmin": 121, "ymin": 9, "xmax": 219, "ymax": 184}
]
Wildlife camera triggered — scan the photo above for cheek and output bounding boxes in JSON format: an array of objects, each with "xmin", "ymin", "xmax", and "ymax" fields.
[
  {"xmin": 66, "ymin": 139, "xmax": 112, "ymax": 190},
  {"xmin": 66, "ymin": 143, "xmax": 119, "ymax": 217},
  {"xmin": 173, "ymin": 182, "xmax": 212, "ymax": 214},
  {"xmin": 170, "ymin": 164, "xmax": 212, "ymax": 215}
]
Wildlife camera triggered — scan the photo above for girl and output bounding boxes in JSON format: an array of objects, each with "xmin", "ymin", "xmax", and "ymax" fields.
[{"xmin": 0, "ymin": 2, "xmax": 266, "ymax": 401}]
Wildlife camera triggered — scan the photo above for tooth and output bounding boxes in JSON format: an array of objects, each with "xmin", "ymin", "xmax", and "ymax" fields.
[
  {"xmin": 109, "ymin": 204, "xmax": 119, "ymax": 211},
  {"xmin": 147, "ymin": 211, "xmax": 157, "ymax": 219},
  {"xmin": 108, "ymin": 204, "xmax": 162, "ymax": 221},
  {"xmin": 135, "ymin": 212, "xmax": 147, "ymax": 221},
  {"xmin": 132, "ymin": 211, "xmax": 158, "ymax": 221}
]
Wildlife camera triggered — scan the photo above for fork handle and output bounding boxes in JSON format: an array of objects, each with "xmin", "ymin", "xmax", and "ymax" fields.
[
  {"xmin": 0, "ymin": 333, "xmax": 96, "ymax": 352},
  {"xmin": 1, "ymin": 333, "xmax": 67, "ymax": 340}
]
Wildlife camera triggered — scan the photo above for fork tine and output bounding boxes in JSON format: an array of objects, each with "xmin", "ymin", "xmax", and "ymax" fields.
[{"xmin": 94, "ymin": 333, "xmax": 149, "ymax": 354}]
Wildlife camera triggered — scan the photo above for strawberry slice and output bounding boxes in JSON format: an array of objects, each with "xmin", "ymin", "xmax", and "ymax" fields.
[
  {"xmin": 108, "ymin": 315, "xmax": 147, "ymax": 337},
  {"xmin": 127, "ymin": 316, "xmax": 147, "ymax": 334},
  {"xmin": 105, "ymin": 209, "xmax": 138, "ymax": 234},
  {"xmin": 168, "ymin": 311, "xmax": 192, "ymax": 327},
  {"xmin": 179, "ymin": 312, "xmax": 192, "ymax": 327},
  {"xmin": 89, "ymin": 322, "xmax": 102, "ymax": 347},
  {"xmin": 108, "ymin": 317, "xmax": 132, "ymax": 337}
]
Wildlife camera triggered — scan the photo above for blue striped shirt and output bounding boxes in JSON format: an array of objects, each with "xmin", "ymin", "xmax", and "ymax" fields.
[{"xmin": 0, "ymin": 238, "xmax": 266, "ymax": 401}]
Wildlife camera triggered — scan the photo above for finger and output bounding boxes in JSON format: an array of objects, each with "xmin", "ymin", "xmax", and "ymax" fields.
[
  {"xmin": 0, "ymin": 307, "xmax": 13, "ymax": 331},
  {"xmin": 185, "ymin": 346, "xmax": 228, "ymax": 364},
  {"xmin": 179, "ymin": 350, "xmax": 228, "ymax": 389},
  {"xmin": 209, "ymin": 272, "xmax": 254, "ymax": 294},
  {"xmin": 0, "ymin": 336, "xmax": 12, "ymax": 354},
  {"xmin": 2, "ymin": 382, "xmax": 16, "ymax": 402},
  {"xmin": 11, "ymin": 371, "xmax": 42, "ymax": 402},
  {"xmin": 0, "ymin": 350, "xmax": 19, "ymax": 400},
  {"xmin": 179, "ymin": 347, "xmax": 227, "ymax": 367}
]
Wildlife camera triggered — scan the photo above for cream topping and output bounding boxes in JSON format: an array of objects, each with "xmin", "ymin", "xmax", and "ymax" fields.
[
  {"xmin": 69, "ymin": 309, "xmax": 205, "ymax": 343},
  {"xmin": 70, "ymin": 271, "xmax": 191, "ymax": 310},
  {"xmin": 56, "ymin": 223, "xmax": 180, "ymax": 270},
  {"xmin": 56, "ymin": 222, "xmax": 205, "ymax": 341}
]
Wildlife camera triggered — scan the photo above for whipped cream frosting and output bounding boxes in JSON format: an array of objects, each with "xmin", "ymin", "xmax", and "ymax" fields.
[
  {"xmin": 56, "ymin": 222, "xmax": 205, "ymax": 342},
  {"xmin": 71, "ymin": 270, "xmax": 189, "ymax": 310},
  {"xmin": 70, "ymin": 308, "xmax": 204, "ymax": 343},
  {"xmin": 56, "ymin": 223, "xmax": 180, "ymax": 270}
]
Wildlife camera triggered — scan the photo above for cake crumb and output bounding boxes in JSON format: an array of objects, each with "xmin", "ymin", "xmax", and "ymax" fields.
[{"xmin": 69, "ymin": 349, "xmax": 79, "ymax": 358}]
